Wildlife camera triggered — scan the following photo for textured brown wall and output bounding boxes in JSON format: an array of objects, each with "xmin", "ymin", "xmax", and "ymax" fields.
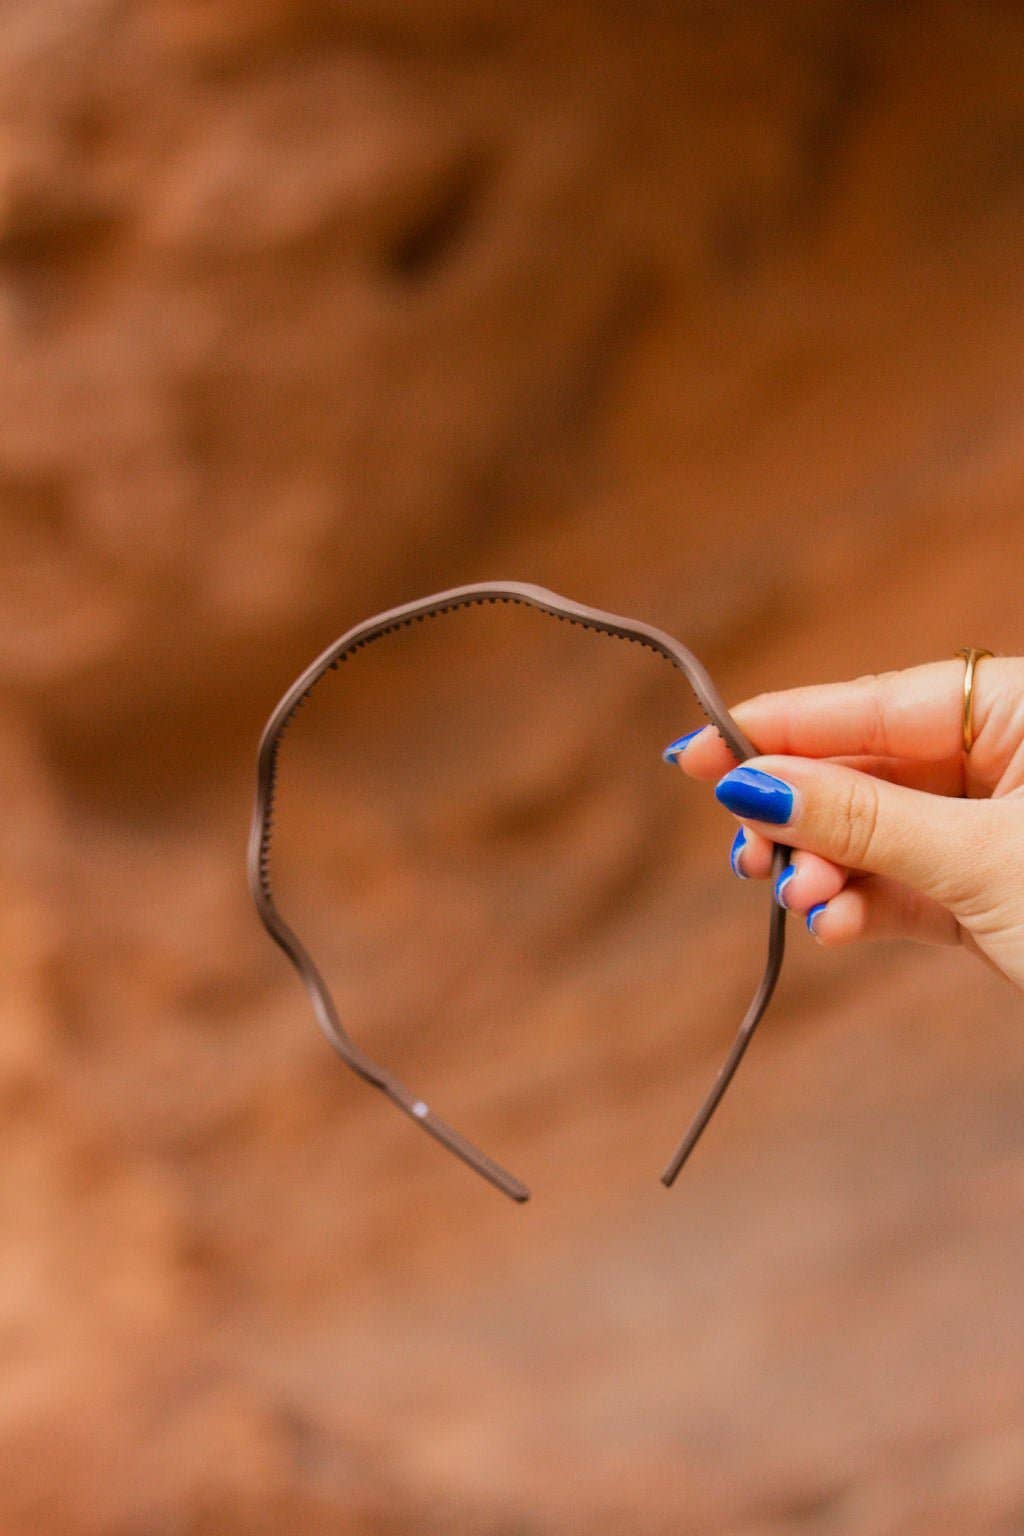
[{"xmin": 3, "ymin": 2, "xmax": 1024, "ymax": 1532}]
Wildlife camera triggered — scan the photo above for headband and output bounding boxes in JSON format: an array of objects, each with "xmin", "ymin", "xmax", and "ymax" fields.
[{"xmin": 248, "ymin": 581, "xmax": 789, "ymax": 1201}]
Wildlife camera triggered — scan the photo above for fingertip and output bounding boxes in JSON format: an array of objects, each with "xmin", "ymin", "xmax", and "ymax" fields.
[
  {"xmin": 727, "ymin": 824, "xmax": 777, "ymax": 881},
  {"xmin": 806, "ymin": 890, "xmax": 862, "ymax": 946},
  {"xmin": 661, "ymin": 727, "xmax": 705, "ymax": 765},
  {"xmin": 665, "ymin": 724, "xmax": 739, "ymax": 780},
  {"xmin": 774, "ymin": 863, "xmax": 797, "ymax": 909},
  {"xmin": 806, "ymin": 901, "xmax": 829, "ymax": 942}
]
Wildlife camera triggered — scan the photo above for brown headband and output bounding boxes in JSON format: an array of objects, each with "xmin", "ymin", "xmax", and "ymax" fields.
[{"xmin": 248, "ymin": 580, "xmax": 789, "ymax": 1202}]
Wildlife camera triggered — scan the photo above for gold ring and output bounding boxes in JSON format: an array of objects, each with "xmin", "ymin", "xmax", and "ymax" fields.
[{"xmin": 955, "ymin": 646, "xmax": 993, "ymax": 753}]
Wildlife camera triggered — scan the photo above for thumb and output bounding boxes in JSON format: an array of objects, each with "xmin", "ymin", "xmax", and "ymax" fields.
[{"xmin": 714, "ymin": 756, "xmax": 998, "ymax": 913}]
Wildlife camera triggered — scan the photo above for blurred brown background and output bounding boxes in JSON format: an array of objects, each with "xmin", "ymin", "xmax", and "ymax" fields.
[{"xmin": 3, "ymin": 2, "xmax": 1024, "ymax": 1532}]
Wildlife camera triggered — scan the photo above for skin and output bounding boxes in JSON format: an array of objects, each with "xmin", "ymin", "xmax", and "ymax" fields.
[{"xmin": 668, "ymin": 658, "xmax": 1024, "ymax": 994}]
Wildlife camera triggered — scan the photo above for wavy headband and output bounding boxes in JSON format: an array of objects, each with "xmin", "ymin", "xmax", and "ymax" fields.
[{"xmin": 248, "ymin": 580, "xmax": 789, "ymax": 1202}]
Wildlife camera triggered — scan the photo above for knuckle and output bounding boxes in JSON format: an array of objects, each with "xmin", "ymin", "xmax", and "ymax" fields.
[
  {"xmin": 834, "ymin": 775, "xmax": 882, "ymax": 869},
  {"xmin": 855, "ymin": 670, "xmax": 901, "ymax": 755},
  {"xmin": 851, "ymin": 669, "xmax": 896, "ymax": 690}
]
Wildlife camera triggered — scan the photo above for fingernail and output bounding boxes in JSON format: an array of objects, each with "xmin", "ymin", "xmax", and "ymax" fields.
[
  {"xmin": 715, "ymin": 766, "xmax": 795, "ymax": 825},
  {"xmin": 774, "ymin": 863, "xmax": 797, "ymax": 908},
  {"xmin": 662, "ymin": 727, "xmax": 704, "ymax": 764},
  {"xmin": 729, "ymin": 827, "xmax": 749, "ymax": 879},
  {"xmin": 806, "ymin": 902, "xmax": 828, "ymax": 939}
]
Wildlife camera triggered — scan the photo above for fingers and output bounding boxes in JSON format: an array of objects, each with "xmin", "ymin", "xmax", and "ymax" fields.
[
  {"xmin": 726, "ymin": 825, "xmax": 961, "ymax": 948},
  {"xmin": 806, "ymin": 876, "xmax": 960, "ymax": 948},
  {"xmin": 667, "ymin": 722, "xmax": 965, "ymax": 791},
  {"xmin": 730, "ymin": 826, "xmax": 848, "ymax": 905},
  {"xmin": 712, "ymin": 755, "xmax": 1001, "ymax": 914},
  {"xmin": 734, "ymin": 663, "xmax": 968, "ymax": 760},
  {"xmin": 664, "ymin": 657, "xmax": 1021, "ymax": 795}
]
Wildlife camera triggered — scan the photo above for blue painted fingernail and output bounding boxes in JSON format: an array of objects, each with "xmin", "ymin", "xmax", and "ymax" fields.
[
  {"xmin": 806, "ymin": 902, "xmax": 828, "ymax": 937},
  {"xmin": 729, "ymin": 827, "xmax": 749, "ymax": 879},
  {"xmin": 662, "ymin": 727, "xmax": 704, "ymax": 763},
  {"xmin": 774, "ymin": 863, "xmax": 797, "ymax": 908},
  {"xmin": 715, "ymin": 766, "xmax": 795, "ymax": 825}
]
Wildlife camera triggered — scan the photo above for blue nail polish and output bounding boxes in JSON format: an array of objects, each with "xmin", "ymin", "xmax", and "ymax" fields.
[
  {"xmin": 729, "ymin": 827, "xmax": 749, "ymax": 879},
  {"xmin": 806, "ymin": 902, "xmax": 828, "ymax": 936},
  {"xmin": 774, "ymin": 863, "xmax": 796, "ymax": 908},
  {"xmin": 662, "ymin": 727, "xmax": 704, "ymax": 763},
  {"xmin": 715, "ymin": 766, "xmax": 795, "ymax": 825}
]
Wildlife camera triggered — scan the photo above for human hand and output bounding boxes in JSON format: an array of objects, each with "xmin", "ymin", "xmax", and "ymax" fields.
[{"xmin": 663, "ymin": 659, "xmax": 1024, "ymax": 994}]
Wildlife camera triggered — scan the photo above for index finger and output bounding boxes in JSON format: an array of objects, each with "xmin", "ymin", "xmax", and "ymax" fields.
[{"xmin": 666, "ymin": 660, "xmax": 972, "ymax": 783}]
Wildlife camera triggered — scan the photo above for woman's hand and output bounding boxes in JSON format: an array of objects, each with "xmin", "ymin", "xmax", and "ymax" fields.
[{"xmin": 663, "ymin": 659, "xmax": 1024, "ymax": 993}]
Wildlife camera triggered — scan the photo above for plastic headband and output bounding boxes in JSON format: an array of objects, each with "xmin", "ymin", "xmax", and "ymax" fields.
[{"xmin": 248, "ymin": 580, "xmax": 789, "ymax": 1202}]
